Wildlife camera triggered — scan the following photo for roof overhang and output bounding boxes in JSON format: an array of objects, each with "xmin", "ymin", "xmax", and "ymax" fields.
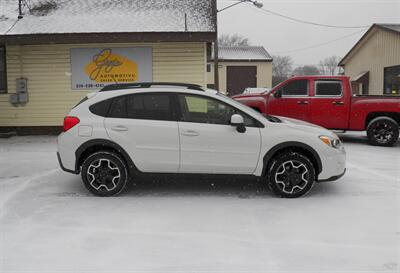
[
  {"xmin": 339, "ymin": 24, "xmax": 400, "ymax": 66},
  {"xmin": 211, "ymin": 59, "xmax": 272, "ymax": 62},
  {"xmin": 0, "ymin": 32, "xmax": 217, "ymax": 45},
  {"xmin": 350, "ymin": 71, "xmax": 369, "ymax": 82}
]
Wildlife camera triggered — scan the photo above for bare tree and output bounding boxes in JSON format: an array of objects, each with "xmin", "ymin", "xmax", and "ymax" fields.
[
  {"xmin": 218, "ymin": 34, "xmax": 250, "ymax": 47},
  {"xmin": 292, "ymin": 65, "xmax": 321, "ymax": 76},
  {"xmin": 272, "ymin": 55, "xmax": 293, "ymax": 86},
  {"xmin": 319, "ymin": 56, "xmax": 341, "ymax": 75}
]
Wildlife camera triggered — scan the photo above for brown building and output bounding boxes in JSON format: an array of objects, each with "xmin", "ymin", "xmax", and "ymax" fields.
[
  {"xmin": 207, "ymin": 46, "xmax": 273, "ymax": 95},
  {"xmin": 339, "ymin": 24, "xmax": 400, "ymax": 95}
]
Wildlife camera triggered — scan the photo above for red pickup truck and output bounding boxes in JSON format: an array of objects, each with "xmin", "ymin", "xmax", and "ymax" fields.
[{"xmin": 233, "ymin": 76, "xmax": 400, "ymax": 147}]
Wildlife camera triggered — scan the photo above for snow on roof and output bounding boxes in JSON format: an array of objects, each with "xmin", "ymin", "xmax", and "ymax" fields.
[
  {"xmin": 0, "ymin": 0, "xmax": 216, "ymax": 35},
  {"xmin": 376, "ymin": 24, "xmax": 400, "ymax": 34},
  {"xmin": 214, "ymin": 46, "xmax": 272, "ymax": 61}
]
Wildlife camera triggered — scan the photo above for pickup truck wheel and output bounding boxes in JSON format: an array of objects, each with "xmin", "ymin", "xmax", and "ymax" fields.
[
  {"xmin": 81, "ymin": 151, "xmax": 129, "ymax": 197},
  {"xmin": 367, "ymin": 117, "xmax": 399, "ymax": 147},
  {"xmin": 267, "ymin": 152, "xmax": 315, "ymax": 198}
]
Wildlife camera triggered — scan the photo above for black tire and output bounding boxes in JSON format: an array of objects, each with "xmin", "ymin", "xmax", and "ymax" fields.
[
  {"xmin": 267, "ymin": 152, "xmax": 316, "ymax": 198},
  {"xmin": 81, "ymin": 151, "xmax": 129, "ymax": 197},
  {"xmin": 367, "ymin": 117, "xmax": 399, "ymax": 147}
]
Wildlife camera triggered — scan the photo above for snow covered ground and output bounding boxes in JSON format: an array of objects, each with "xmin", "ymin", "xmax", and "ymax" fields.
[{"xmin": 0, "ymin": 133, "xmax": 399, "ymax": 272}]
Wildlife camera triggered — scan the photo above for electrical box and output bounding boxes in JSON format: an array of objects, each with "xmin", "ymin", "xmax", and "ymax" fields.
[
  {"xmin": 9, "ymin": 78, "xmax": 29, "ymax": 106},
  {"xmin": 18, "ymin": 92, "xmax": 29, "ymax": 104},
  {"xmin": 9, "ymin": 94, "xmax": 19, "ymax": 104},
  {"xmin": 16, "ymin": 78, "xmax": 28, "ymax": 93}
]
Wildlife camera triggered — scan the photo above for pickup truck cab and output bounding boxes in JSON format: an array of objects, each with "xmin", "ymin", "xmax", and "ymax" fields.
[{"xmin": 233, "ymin": 76, "xmax": 400, "ymax": 146}]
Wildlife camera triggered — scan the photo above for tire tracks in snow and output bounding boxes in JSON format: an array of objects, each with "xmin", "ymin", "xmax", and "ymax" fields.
[{"xmin": 0, "ymin": 169, "xmax": 58, "ymax": 219}]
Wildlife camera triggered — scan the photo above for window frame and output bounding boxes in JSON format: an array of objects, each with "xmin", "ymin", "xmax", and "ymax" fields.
[
  {"xmin": 176, "ymin": 93, "xmax": 262, "ymax": 128},
  {"xmin": 314, "ymin": 80, "xmax": 343, "ymax": 97},
  {"xmin": 0, "ymin": 45, "xmax": 7, "ymax": 94},
  {"xmin": 279, "ymin": 79, "xmax": 309, "ymax": 97},
  {"xmin": 383, "ymin": 65, "xmax": 400, "ymax": 95}
]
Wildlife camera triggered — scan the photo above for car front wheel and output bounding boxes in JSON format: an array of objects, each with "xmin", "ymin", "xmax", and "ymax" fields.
[
  {"xmin": 81, "ymin": 151, "xmax": 129, "ymax": 197},
  {"xmin": 267, "ymin": 152, "xmax": 316, "ymax": 198}
]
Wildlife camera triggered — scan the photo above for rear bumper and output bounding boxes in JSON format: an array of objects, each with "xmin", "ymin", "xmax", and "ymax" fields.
[
  {"xmin": 318, "ymin": 168, "xmax": 346, "ymax": 182},
  {"xmin": 57, "ymin": 152, "xmax": 79, "ymax": 174}
]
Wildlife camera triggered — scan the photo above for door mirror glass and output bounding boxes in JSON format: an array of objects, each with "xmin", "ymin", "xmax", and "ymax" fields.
[
  {"xmin": 274, "ymin": 90, "xmax": 282, "ymax": 98},
  {"xmin": 230, "ymin": 114, "xmax": 246, "ymax": 133}
]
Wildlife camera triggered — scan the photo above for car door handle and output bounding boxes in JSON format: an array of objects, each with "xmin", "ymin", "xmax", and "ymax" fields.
[
  {"xmin": 297, "ymin": 100, "xmax": 309, "ymax": 105},
  {"xmin": 111, "ymin": 125, "xmax": 128, "ymax": 132},
  {"xmin": 182, "ymin": 130, "xmax": 199, "ymax": 137},
  {"xmin": 332, "ymin": 101, "xmax": 344, "ymax": 106}
]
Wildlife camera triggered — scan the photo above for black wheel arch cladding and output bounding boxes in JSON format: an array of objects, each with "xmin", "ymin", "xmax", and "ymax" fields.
[{"xmin": 262, "ymin": 141, "xmax": 322, "ymax": 176}]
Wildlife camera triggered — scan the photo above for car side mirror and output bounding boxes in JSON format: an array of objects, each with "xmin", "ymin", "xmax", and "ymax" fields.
[
  {"xmin": 274, "ymin": 90, "xmax": 282, "ymax": 98},
  {"xmin": 230, "ymin": 114, "xmax": 246, "ymax": 133}
]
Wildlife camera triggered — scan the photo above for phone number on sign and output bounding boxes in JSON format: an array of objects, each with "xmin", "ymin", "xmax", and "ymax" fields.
[{"xmin": 75, "ymin": 83, "xmax": 106, "ymax": 89}]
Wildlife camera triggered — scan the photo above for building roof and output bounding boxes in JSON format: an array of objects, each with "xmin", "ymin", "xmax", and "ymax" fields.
[
  {"xmin": 213, "ymin": 46, "xmax": 272, "ymax": 61},
  {"xmin": 339, "ymin": 23, "xmax": 400, "ymax": 66},
  {"xmin": 0, "ymin": 0, "xmax": 216, "ymax": 44}
]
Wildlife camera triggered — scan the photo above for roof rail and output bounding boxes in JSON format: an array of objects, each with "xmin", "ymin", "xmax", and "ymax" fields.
[{"xmin": 99, "ymin": 82, "xmax": 205, "ymax": 92}]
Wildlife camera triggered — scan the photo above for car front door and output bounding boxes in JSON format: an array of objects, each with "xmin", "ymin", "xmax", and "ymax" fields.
[
  {"xmin": 310, "ymin": 80, "xmax": 349, "ymax": 129},
  {"xmin": 177, "ymin": 93, "xmax": 261, "ymax": 174},
  {"xmin": 104, "ymin": 93, "xmax": 180, "ymax": 173},
  {"xmin": 267, "ymin": 79, "xmax": 311, "ymax": 122}
]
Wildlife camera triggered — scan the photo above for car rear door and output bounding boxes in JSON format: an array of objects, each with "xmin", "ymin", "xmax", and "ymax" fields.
[
  {"xmin": 104, "ymin": 92, "xmax": 180, "ymax": 173},
  {"xmin": 176, "ymin": 93, "xmax": 261, "ymax": 174},
  {"xmin": 309, "ymin": 79, "xmax": 349, "ymax": 129},
  {"xmin": 267, "ymin": 79, "xmax": 311, "ymax": 122}
]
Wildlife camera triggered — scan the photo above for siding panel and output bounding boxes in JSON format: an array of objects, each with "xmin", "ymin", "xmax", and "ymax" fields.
[{"xmin": 0, "ymin": 42, "xmax": 206, "ymax": 126}]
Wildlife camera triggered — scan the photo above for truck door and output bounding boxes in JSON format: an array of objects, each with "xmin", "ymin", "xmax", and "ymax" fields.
[
  {"xmin": 267, "ymin": 79, "xmax": 311, "ymax": 122},
  {"xmin": 309, "ymin": 79, "xmax": 349, "ymax": 129}
]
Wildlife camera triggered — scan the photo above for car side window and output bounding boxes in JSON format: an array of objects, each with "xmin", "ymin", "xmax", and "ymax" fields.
[
  {"xmin": 280, "ymin": 79, "xmax": 308, "ymax": 96},
  {"xmin": 178, "ymin": 94, "xmax": 258, "ymax": 127},
  {"xmin": 89, "ymin": 99, "xmax": 112, "ymax": 117},
  {"xmin": 108, "ymin": 96, "xmax": 127, "ymax": 118},
  {"xmin": 315, "ymin": 81, "xmax": 342, "ymax": 96},
  {"xmin": 126, "ymin": 93, "xmax": 175, "ymax": 121}
]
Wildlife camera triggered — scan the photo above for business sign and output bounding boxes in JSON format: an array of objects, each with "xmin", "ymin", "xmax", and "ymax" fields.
[{"xmin": 70, "ymin": 47, "xmax": 152, "ymax": 90}]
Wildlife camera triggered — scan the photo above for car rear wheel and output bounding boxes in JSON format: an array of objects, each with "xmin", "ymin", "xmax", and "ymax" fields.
[
  {"xmin": 81, "ymin": 151, "xmax": 128, "ymax": 196},
  {"xmin": 367, "ymin": 117, "xmax": 399, "ymax": 147},
  {"xmin": 267, "ymin": 152, "xmax": 315, "ymax": 198}
]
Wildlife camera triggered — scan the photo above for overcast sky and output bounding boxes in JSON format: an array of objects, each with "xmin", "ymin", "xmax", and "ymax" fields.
[{"xmin": 217, "ymin": 0, "xmax": 400, "ymax": 66}]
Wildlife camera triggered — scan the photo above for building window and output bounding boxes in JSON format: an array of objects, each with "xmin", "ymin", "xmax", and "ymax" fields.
[
  {"xmin": 384, "ymin": 65, "xmax": 400, "ymax": 95},
  {"xmin": 0, "ymin": 46, "xmax": 6, "ymax": 93},
  {"xmin": 206, "ymin": 64, "xmax": 211, "ymax": 72}
]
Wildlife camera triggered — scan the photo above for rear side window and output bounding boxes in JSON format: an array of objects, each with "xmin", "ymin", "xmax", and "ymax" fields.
[
  {"xmin": 126, "ymin": 93, "xmax": 175, "ymax": 121},
  {"xmin": 108, "ymin": 96, "xmax": 127, "ymax": 118},
  {"xmin": 315, "ymin": 81, "xmax": 342, "ymax": 96},
  {"xmin": 89, "ymin": 99, "xmax": 112, "ymax": 117},
  {"xmin": 280, "ymin": 80, "xmax": 308, "ymax": 96}
]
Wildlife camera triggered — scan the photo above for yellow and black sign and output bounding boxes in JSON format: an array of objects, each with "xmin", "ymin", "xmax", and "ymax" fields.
[{"xmin": 70, "ymin": 47, "xmax": 152, "ymax": 90}]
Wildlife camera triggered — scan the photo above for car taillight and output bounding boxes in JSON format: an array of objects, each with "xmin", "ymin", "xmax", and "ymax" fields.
[{"xmin": 63, "ymin": 116, "xmax": 80, "ymax": 132}]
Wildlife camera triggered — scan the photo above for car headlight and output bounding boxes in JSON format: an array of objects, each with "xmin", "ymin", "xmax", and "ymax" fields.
[{"xmin": 319, "ymin": 135, "xmax": 342, "ymax": 149}]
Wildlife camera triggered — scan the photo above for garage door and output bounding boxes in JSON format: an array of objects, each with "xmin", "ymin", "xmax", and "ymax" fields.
[{"xmin": 226, "ymin": 66, "xmax": 257, "ymax": 96}]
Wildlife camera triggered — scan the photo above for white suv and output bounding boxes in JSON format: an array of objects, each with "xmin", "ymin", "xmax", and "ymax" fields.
[{"xmin": 57, "ymin": 83, "xmax": 346, "ymax": 198}]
